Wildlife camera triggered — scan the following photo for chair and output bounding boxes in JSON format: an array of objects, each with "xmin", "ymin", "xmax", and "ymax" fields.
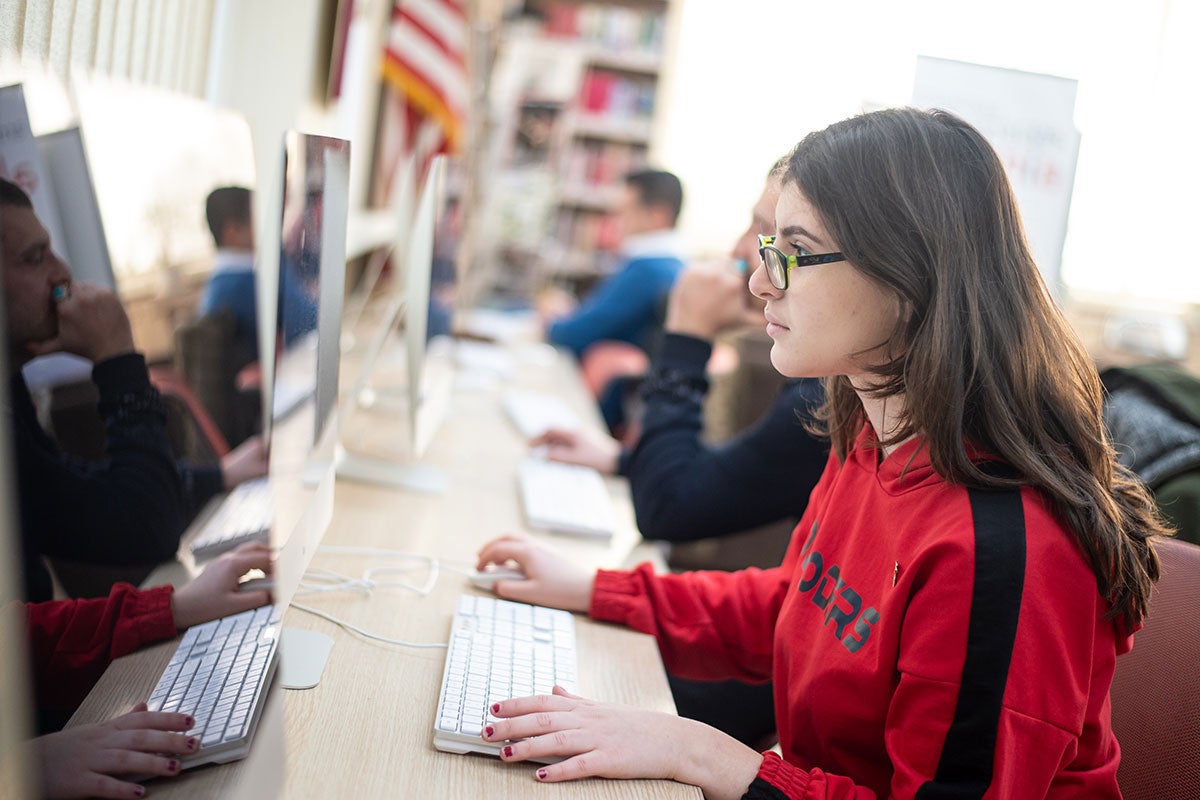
[
  {"xmin": 148, "ymin": 364, "xmax": 230, "ymax": 461},
  {"xmin": 174, "ymin": 309, "xmax": 260, "ymax": 448},
  {"xmin": 1109, "ymin": 536, "xmax": 1200, "ymax": 800}
]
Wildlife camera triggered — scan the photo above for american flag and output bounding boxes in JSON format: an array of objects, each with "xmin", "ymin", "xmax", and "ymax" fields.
[{"xmin": 381, "ymin": 0, "xmax": 468, "ymax": 169}]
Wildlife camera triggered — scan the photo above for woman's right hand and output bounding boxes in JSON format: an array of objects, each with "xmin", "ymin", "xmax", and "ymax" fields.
[
  {"xmin": 32, "ymin": 703, "xmax": 196, "ymax": 799},
  {"xmin": 476, "ymin": 534, "xmax": 595, "ymax": 612}
]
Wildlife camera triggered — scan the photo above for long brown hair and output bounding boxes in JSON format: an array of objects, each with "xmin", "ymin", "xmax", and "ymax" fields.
[{"xmin": 785, "ymin": 107, "xmax": 1164, "ymax": 624}]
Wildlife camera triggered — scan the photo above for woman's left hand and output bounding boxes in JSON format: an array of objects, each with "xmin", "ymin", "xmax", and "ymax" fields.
[
  {"xmin": 484, "ymin": 686, "xmax": 762, "ymax": 798},
  {"xmin": 171, "ymin": 542, "xmax": 273, "ymax": 630}
]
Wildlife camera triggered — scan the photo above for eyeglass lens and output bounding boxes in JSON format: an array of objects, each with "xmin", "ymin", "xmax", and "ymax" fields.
[{"xmin": 762, "ymin": 248, "xmax": 788, "ymax": 289}]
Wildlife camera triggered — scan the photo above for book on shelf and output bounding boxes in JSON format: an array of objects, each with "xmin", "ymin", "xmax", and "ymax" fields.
[
  {"xmin": 579, "ymin": 68, "xmax": 656, "ymax": 121},
  {"xmin": 563, "ymin": 140, "xmax": 643, "ymax": 193},
  {"xmin": 543, "ymin": 2, "xmax": 666, "ymax": 57}
]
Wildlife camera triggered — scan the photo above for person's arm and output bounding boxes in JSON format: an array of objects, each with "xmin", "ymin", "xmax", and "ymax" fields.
[
  {"xmin": 590, "ymin": 562, "xmax": 787, "ymax": 683},
  {"xmin": 25, "ymin": 583, "xmax": 177, "ymax": 713},
  {"xmin": 25, "ymin": 544, "xmax": 272, "ymax": 715},
  {"xmin": 628, "ymin": 333, "xmax": 827, "ymax": 540},
  {"xmin": 32, "ymin": 354, "xmax": 187, "ymax": 565},
  {"xmin": 546, "ymin": 259, "xmax": 675, "ymax": 357},
  {"xmin": 477, "ymin": 533, "xmax": 787, "ymax": 683},
  {"xmin": 177, "ymin": 434, "xmax": 270, "ymax": 522}
]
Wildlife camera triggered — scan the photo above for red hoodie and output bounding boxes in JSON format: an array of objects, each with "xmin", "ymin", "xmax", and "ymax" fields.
[
  {"xmin": 25, "ymin": 583, "xmax": 178, "ymax": 713},
  {"xmin": 591, "ymin": 424, "xmax": 1127, "ymax": 799}
]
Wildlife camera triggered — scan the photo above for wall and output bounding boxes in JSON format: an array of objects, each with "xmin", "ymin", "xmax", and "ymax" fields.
[{"xmin": 656, "ymin": 0, "xmax": 1200, "ymax": 308}]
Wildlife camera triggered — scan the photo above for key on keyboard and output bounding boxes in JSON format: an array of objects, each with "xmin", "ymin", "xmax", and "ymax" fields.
[
  {"xmin": 502, "ymin": 389, "xmax": 581, "ymax": 439},
  {"xmin": 190, "ymin": 477, "xmax": 272, "ymax": 561},
  {"xmin": 518, "ymin": 457, "xmax": 616, "ymax": 539},
  {"xmin": 433, "ymin": 594, "xmax": 578, "ymax": 759},
  {"xmin": 146, "ymin": 605, "xmax": 281, "ymax": 769}
]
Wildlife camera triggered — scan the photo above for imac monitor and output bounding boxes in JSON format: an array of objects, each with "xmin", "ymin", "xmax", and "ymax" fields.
[
  {"xmin": 331, "ymin": 154, "xmax": 460, "ymax": 493},
  {"xmin": 260, "ymin": 131, "xmax": 348, "ymax": 612},
  {"xmin": 404, "ymin": 154, "xmax": 462, "ymax": 458}
]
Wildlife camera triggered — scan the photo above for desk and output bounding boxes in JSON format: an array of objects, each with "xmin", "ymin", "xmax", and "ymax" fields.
[{"xmin": 68, "ymin": 305, "xmax": 699, "ymax": 799}]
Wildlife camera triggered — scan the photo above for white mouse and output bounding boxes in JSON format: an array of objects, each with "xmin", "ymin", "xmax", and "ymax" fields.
[{"xmin": 468, "ymin": 566, "xmax": 526, "ymax": 590}]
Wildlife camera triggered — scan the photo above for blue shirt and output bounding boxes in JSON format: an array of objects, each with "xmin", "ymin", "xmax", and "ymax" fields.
[
  {"xmin": 547, "ymin": 231, "xmax": 685, "ymax": 359},
  {"xmin": 198, "ymin": 250, "xmax": 318, "ymax": 363}
]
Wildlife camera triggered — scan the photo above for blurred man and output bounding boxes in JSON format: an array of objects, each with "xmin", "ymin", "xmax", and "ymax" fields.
[
  {"xmin": 542, "ymin": 168, "xmax": 685, "ymax": 359},
  {"xmin": 198, "ymin": 186, "xmax": 259, "ymax": 367},
  {"xmin": 1, "ymin": 178, "xmax": 264, "ymax": 602},
  {"xmin": 198, "ymin": 185, "xmax": 318, "ymax": 366}
]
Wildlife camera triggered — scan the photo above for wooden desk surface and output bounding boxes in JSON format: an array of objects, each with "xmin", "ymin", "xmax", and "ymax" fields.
[{"xmin": 68, "ymin": 307, "xmax": 699, "ymax": 799}]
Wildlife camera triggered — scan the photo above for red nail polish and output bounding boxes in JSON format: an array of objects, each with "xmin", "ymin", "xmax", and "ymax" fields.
[
  {"xmin": 134, "ymin": 787, "xmax": 145, "ymax": 797},
  {"xmin": 491, "ymin": 703, "xmax": 500, "ymax": 714},
  {"xmin": 502, "ymin": 745, "xmax": 513, "ymax": 758},
  {"xmin": 184, "ymin": 716, "xmax": 195, "ymax": 728},
  {"xmin": 187, "ymin": 737, "xmax": 198, "ymax": 750},
  {"xmin": 169, "ymin": 759, "xmax": 180, "ymax": 772},
  {"xmin": 537, "ymin": 768, "xmax": 548, "ymax": 780},
  {"xmin": 484, "ymin": 725, "xmax": 494, "ymax": 738}
]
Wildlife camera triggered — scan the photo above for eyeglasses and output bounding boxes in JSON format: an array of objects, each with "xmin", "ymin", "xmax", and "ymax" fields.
[{"xmin": 757, "ymin": 234, "xmax": 846, "ymax": 290}]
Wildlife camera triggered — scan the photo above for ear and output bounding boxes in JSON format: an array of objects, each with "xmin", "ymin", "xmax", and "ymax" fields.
[{"xmin": 649, "ymin": 204, "xmax": 675, "ymax": 229}]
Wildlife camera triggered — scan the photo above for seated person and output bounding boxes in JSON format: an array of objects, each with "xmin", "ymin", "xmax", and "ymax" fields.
[
  {"xmin": 475, "ymin": 108, "xmax": 1168, "ymax": 798},
  {"xmin": 1101, "ymin": 362, "xmax": 1200, "ymax": 545},
  {"xmin": 541, "ymin": 169, "xmax": 686, "ymax": 360},
  {"xmin": 0, "ymin": 179, "xmax": 266, "ymax": 602},
  {"xmin": 532, "ymin": 165, "xmax": 827, "ymax": 747},
  {"xmin": 23, "ymin": 543, "xmax": 271, "ymax": 798},
  {"xmin": 198, "ymin": 186, "xmax": 318, "ymax": 366}
]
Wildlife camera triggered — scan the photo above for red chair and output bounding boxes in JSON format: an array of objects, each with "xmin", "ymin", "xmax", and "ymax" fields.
[
  {"xmin": 579, "ymin": 341, "xmax": 650, "ymax": 399},
  {"xmin": 148, "ymin": 365, "xmax": 230, "ymax": 460},
  {"xmin": 1109, "ymin": 536, "xmax": 1200, "ymax": 800}
]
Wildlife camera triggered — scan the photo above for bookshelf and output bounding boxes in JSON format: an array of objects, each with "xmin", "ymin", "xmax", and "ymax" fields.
[{"xmin": 481, "ymin": 0, "xmax": 673, "ymax": 302}]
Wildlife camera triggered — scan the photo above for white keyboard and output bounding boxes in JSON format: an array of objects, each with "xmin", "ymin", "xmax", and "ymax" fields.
[
  {"xmin": 502, "ymin": 389, "xmax": 581, "ymax": 439},
  {"xmin": 146, "ymin": 604, "xmax": 280, "ymax": 769},
  {"xmin": 190, "ymin": 477, "xmax": 272, "ymax": 561},
  {"xmin": 517, "ymin": 457, "xmax": 616, "ymax": 539},
  {"xmin": 433, "ymin": 595, "xmax": 578, "ymax": 758}
]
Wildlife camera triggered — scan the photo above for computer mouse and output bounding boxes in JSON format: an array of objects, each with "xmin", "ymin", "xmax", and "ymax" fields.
[
  {"xmin": 236, "ymin": 576, "xmax": 275, "ymax": 594},
  {"xmin": 468, "ymin": 566, "xmax": 526, "ymax": 590}
]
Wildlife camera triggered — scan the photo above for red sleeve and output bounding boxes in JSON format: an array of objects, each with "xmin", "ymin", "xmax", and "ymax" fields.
[
  {"xmin": 589, "ymin": 563, "xmax": 789, "ymax": 682},
  {"xmin": 25, "ymin": 583, "xmax": 178, "ymax": 711},
  {"xmin": 587, "ymin": 453, "xmax": 841, "ymax": 683},
  {"xmin": 740, "ymin": 753, "xmax": 885, "ymax": 799}
]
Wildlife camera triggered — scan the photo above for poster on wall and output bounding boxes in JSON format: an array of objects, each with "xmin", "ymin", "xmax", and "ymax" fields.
[
  {"xmin": 912, "ymin": 56, "xmax": 1081, "ymax": 299},
  {"xmin": 0, "ymin": 83, "xmax": 68, "ymax": 253},
  {"xmin": 0, "ymin": 83, "xmax": 108, "ymax": 390}
]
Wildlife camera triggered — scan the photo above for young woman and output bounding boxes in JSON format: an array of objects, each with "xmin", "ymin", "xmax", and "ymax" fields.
[{"xmin": 475, "ymin": 107, "xmax": 1166, "ymax": 799}]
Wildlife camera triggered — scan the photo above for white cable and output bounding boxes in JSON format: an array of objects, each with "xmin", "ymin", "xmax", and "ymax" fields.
[
  {"xmin": 317, "ymin": 544, "xmax": 475, "ymax": 571},
  {"xmin": 298, "ymin": 548, "xmax": 452, "ymax": 597},
  {"xmin": 289, "ymin": 602, "xmax": 448, "ymax": 649},
  {"xmin": 363, "ymin": 562, "xmax": 439, "ymax": 596},
  {"xmin": 286, "ymin": 545, "xmax": 467, "ymax": 647}
]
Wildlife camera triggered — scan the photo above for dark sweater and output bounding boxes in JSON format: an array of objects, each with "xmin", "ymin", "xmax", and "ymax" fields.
[
  {"xmin": 12, "ymin": 353, "xmax": 224, "ymax": 601},
  {"xmin": 622, "ymin": 333, "xmax": 828, "ymax": 542}
]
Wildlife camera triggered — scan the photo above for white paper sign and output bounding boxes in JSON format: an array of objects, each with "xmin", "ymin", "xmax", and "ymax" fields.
[
  {"xmin": 0, "ymin": 83, "xmax": 68, "ymax": 254},
  {"xmin": 912, "ymin": 56, "xmax": 1081, "ymax": 298}
]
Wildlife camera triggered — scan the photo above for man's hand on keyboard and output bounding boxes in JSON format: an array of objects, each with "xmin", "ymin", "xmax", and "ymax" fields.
[
  {"xmin": 528, "ymin": 428, "xmax": 620, "ymax": 475},
  {"xmin": 484, "ymin": 685, "xmax": 762, "ymax": 795},
  {"xmin": 220, "ymin": 434, "xmax": 269, "ymax": 491},
  {"xmin": 475, "ymin": 534, "xmax": 594, "ymax": 612},
  {"xmin": 29, "ymin": 702, "xmax": 197, "ymax": 799},
  {"xmin": 171, "ymin": 543, "xmax": 273, "ymax": 630}
]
